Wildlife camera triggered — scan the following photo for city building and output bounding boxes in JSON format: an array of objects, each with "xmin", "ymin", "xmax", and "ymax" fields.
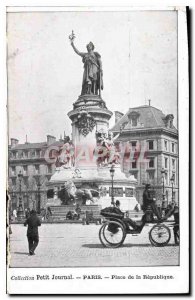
[
  {"xmin": 111, "ymin": 104, "xmax": 179, "ymax": 208},
  {"xmin": 8, "ymin": 134, "xmax": 69, "ymax": 213}
]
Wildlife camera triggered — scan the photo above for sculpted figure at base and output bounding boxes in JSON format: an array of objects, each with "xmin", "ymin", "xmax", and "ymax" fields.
[
  {"xmin": 61, "ymin": 180, "xmax": 100, "ymax": 205},
  {"xmin": 69, "ymin": 31, "xmax": 103, "ymax": 96},
  {"xmin": 95, "ymin": 130, "xmax": 121, "ymax": 166},
  {"xmin": 55, "ymin": 138, "xmax": 75, "ymax": 169}
]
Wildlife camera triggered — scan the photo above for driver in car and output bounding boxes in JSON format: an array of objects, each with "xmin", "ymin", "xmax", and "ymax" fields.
[{"xmin": 115, "ymin": 200, "xmax": 141, "ymax": 232}]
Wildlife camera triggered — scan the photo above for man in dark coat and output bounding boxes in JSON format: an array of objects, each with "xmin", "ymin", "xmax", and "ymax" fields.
[
  {"xmin": 142, "ymin": 184, "xmax": 162, "ymax": 220},
  {"xmin": 164, "ymin": 201, "xmax": 179, "ymax": 244},
  {"xmin": 24, "ymin": 210, "xmax": 41, "ymax": 255}
]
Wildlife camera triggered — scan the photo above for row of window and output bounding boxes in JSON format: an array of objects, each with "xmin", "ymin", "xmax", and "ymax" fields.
[
  {"xmin": 164, "ymin": 140, "xmax": 176, "ymax": 153},
  {"xmin": 128, "ymin": 157, "xmax": 176, "ymax": 170},
  {"xmin": 129, "ymin": 169, "xmax": 176, "ymax": 185},
  {"xmin": 10, "ymin": 140, "xmax": 176, "ymax": 160},
  {"xmin": 10, "ymin": 164, "xmax": 53, "ymax": 176},
  {"xmin": 128, "ymin": 157, "xmax": 155, "ymax": 169},
  {"xmin": 13, "ymin": 158, "xmax": 174, "ymax": 172},
  {"xmin": 128, "ymin": 140, "xmax": 154, "ymax": 150},
  {"xmin": 163, "ymin": 172, "xmax": 176, "ymax": 185},
  {"xmin": 164, "ymin": 157, "xmax": 176, "ymax": 169},
  {"xmin": 165, "ymin": 190, "xmax": 176, "ymax": 201},
  {"xmin": 10, "ymin": 177, "xmax": 46, "ymax": 187},
  {"xmin": 10, "ymin": 149, "xmax": 42, "ymax": 159},
  {"xmin": 128, "ymin": 140, "xmax": 176, "ymax": 153}
]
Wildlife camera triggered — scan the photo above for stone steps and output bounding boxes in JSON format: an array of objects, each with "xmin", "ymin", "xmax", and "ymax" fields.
[
  {"xmin": 49, "ymin": 204, "xmax": 101, "ymax": 216},
  {"xmin": 9, "ymin": 207, "xmax": 145, "ymax": 224}
]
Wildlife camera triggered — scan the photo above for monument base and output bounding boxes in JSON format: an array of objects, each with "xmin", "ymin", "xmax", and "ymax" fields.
[{"xmin": 48, "ymin": 165, "xmax": 138, "ymax": 211}]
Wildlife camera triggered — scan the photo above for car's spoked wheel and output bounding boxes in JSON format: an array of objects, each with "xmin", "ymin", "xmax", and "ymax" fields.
[
  {"xmin": 149, "ymin": 224, "xmax": 171, "ymax": 247},
  {"xmin": 99, "ymin": 223, "xmax": 108, "ymax": 247},
  {"xmin": 99, "ymin": 221, "xmax": 126, "ymax": 248}
]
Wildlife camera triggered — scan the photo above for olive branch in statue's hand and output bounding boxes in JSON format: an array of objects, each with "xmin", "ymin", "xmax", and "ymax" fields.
[{"xmin": 69, "ymin": 30, "xmax": 75, "ymax": 44}]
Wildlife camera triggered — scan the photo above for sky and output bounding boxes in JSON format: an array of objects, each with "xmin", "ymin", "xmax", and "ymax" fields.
[{"xmin": 7, "ymin": 10, "xmax": 177, "ymax": 144}]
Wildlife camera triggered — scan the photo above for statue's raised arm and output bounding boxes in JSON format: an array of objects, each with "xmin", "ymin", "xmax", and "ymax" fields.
[
  {"xmin": 69, "ymin": 31, "xmax": 84, "ymax": 57},
  {"xmin": 71, "ymin": 42, "xmax": 85, "ymax": 57},
  {"xmin": 69, "ymin": 31, "xmax": 103, "ymax": 96}
]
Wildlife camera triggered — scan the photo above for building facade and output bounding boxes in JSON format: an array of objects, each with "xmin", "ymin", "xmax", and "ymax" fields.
[
  {"xmin": 8, "ymin": 105, "xmax": 179, "ymax": 212},
  {"xmin": 111, "ymin": 104, "xmax": 179, "ymax": 208},
  {"xmin": 8, "ymin": 134, "xmax": 68, "ymax": 213}
]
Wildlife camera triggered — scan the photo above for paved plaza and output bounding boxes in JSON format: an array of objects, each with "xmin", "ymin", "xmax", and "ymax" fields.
[{"xmin": 9, "ymin": 223, "xmax": 179, "ymax": 268}]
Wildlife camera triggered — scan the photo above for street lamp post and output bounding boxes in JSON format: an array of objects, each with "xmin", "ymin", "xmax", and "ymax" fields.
[
  {"xmin": 26, "ymin": 192, "xmax": 29, "ymax": 209},
  {"xmin": 34, "ymin": 175, "xmax": 41, "ymax": 214},
  {"xmin": 170, "ymin": 174, "xmax": 175, "ymax": 203},
  {"xmin": 110, "ymin": 165, "xmax": 115, "ymax": 206},
  {"xmin": 161, "ymin": 168, "xmax": 166, "ymax": 210},
  {"xmin": 37, "ymin": 181, "xmax": 41, "ymax": 214},
  {"xmin": 32, "ymin": 197, "xmax": 36, "ymax": 210},
  {"xmin": 17, "ymin": 171, "xmax": 24, "ymax": 220}
]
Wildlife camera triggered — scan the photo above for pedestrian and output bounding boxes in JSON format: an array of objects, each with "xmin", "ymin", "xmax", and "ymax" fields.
[
  {"xmin": 115, "ymin": 200, "xmax": 121, "ymax": 210},
  {"xmin": 13, "ymin": 209, "xmax": 17, "ymax": 221},
  {"xmin": 134, "ymin": 202, "xmax": 141, "ymax": 212},
  {"xmin": 66, "ymin": 210, "xmax": 74, "ymax": 220},
  {"xmin": 24, "ymin": 210, "xmax": 41, "ymax": 255},
  {"xmin": 46, "ymin": 206, "xmax": 52, "ymax": 220},
  {"xmin": 47, "ymin": 206, "xmax": 52, "ymax": 216},
  {"xmin": 164, "ymin": 201, "xmax": 179, "ymax": 244},
  {"xmin": 173, "ymin": 205, "xmax": 179, "ymax": 245},
  {"xmin": 25, "ymin": 208, "xmax": 30, "ymax": 219},
  {"xmin": 73, "ymin": 204, "xmax": 81, "ymax": 220},
  {"xmin": 9, "ymin": 214, "xmax": 12, "ymax": 234},
  {"xmin": 41, "ymin": 208, "xmax": 47, "ymax": 221}
]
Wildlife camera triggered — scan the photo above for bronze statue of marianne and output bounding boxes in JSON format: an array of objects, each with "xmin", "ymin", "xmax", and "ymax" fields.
[{"xmin": 69, "ymin": 31, "xmax": 103, "ymax": 96}]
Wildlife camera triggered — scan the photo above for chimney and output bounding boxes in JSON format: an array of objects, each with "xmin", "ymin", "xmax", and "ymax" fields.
[
  {"xmin": 10, "ymin": 138, "xmax": 19, "ymax": 148},
  {"xmin": 47, "ymin": 135, "xmax": 56, "ymax": 145},
  {"xmin": 59, "ymin": 134, "xmax": 63, "ymax": 142},
  {"xmin": 163, "ymin": 114, "xmax": 174, "ymax": 128},
  {"xmin": 114, "ymin": 111, "xmax": 124, "ymax": 124},
  {"xmin": 148, "ymin": 99, "xmax": 151, "ymax": 106},
  {"xmin": 25, "ymin": 134, "xmax": 29, "ymax": 144}
]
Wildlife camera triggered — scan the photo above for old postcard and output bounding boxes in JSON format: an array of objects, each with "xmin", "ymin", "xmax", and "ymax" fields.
[{"xmin": 5, "ymin": 5, "xmax": 189, "ymax": 294}]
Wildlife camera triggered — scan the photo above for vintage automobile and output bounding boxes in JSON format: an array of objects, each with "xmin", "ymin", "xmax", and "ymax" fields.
[{"xmin": 99, "ymin": 202, "xmax": 179, "ymax": 248}]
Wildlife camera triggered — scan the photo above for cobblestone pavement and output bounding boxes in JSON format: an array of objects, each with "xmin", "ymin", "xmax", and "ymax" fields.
[{"xmin": 9, "ymin": 223, "xmax": 179, "ymax": 268}]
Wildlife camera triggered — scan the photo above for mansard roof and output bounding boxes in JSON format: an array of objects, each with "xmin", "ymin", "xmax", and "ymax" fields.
[
  {"xmin": 9, "ymin": 141, "xmax": 67, "ymax": 151},
  {"xmin": 9, "ymin": 142, "xmax": 47, "ymax": 150},
  {"xmin": 111, "ymin": 105, "xmax": 178, "ymax": 134}
]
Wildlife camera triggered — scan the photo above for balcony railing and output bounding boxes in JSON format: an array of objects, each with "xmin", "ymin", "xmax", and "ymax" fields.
[{"xmin": 9, "ymin": 154, "xmax": 44, "ymax": 161}]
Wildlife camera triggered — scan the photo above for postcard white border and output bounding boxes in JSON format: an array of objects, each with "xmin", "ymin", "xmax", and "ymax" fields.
[{"xmin": 2, "ymin": 3, "xmax": 190, "ymax": 295}]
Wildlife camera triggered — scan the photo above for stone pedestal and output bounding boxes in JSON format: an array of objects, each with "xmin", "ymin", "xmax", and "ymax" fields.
[
  {"xmin": 68, "ymin": 94, "xmax": 112, "ymax": 168},
  {"xmin": 49, "ymin": 94, "xmax": 138, "ymax": 211},
  {"xmin": 49, "ymin": 165, "xmax": 137, "ymax": 211}
]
